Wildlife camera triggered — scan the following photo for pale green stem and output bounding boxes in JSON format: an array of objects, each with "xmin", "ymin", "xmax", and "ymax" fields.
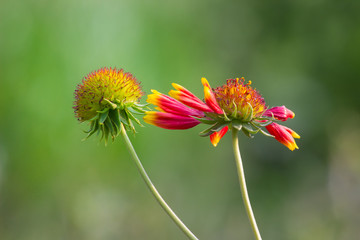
[
  {"xmin": 120, "ymin": 124, "xmax": 198, "ymax": 240},
  {"xmin": 232, "ymin": 127, "xmax": 262, "ymax": 240}
]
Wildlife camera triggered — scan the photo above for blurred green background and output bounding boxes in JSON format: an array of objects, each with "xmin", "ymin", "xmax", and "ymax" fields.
[{"xmin": 1, "ymin": 0, "xmax": 360, "ymax": 239}]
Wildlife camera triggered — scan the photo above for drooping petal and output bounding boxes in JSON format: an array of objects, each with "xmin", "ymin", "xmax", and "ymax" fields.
[
  {"xmin": 143, "ymin": 111, "xmax": 201, "ymax": 130},
  {"xmin": 263, "ymin": 106, "xmax": 295, "ymax": 121},
  {"xmin": 201, "ymin": 78, "xmax": 223, "ymax": 114},
  {"xmin": 265, "ymin": 123, "xmax": 300, "ymax": 151},
  {"xmin": 283, "ymin": 125, "xmax": 300, "ymax": 139},
  {"xmin": 209, "ymin": 126, "xmax": 229, "ymax": 147},
  {"xmin": 169, "ymin": 83, "xmax": 214, "ymax": 113},
  {"xmin": 147, "ymin": 90, "xmax": 205, "ymax": 117}
]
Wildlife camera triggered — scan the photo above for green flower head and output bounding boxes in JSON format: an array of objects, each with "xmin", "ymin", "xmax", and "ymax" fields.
[{"xmin": 74, "ymin": 67, "xmax": 146, "ymax": 143}]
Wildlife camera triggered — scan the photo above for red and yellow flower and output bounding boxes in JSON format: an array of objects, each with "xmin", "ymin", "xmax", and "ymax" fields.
[{"xmin": 144, "ymin": 77, "xmax": 300, "ymax": 150}]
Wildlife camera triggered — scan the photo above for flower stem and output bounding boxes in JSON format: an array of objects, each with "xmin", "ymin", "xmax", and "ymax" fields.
[
  {"xmin": 119, "ymin": 123, "xmax": 198, "ymax": 240},
  {"xmin": 231, "ymin": 127, "xmax": 262, "ymax": 240}
]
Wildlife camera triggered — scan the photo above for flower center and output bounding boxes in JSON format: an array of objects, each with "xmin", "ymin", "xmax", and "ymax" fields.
[
  {"xmin": 213, "ymin": 78, "xmax": 266, "ymax": 121},
  {"xmin": 74, "ymin": 67, "xmax": 143, "ymax": 122}
]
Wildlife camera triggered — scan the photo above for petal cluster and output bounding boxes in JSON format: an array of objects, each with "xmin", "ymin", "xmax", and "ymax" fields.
[
  {"xmin": 260, "ymin": 105, "xmax": 300, "ymax": 151},
  {"xmin": 144, "ymin": 79, "xmax": 227, "ymax": 146},
  {"xmin": 144, "ymin": 89, "xmax": 205, "ymax": 130},
  {"xmin": 144, "ymin": 77, "xmax": 300, "ymax": 150}
]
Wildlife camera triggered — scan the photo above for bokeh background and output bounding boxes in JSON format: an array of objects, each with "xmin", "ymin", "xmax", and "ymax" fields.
[{"xmin": 1, "ymin": 0, "xmax": 360, "ymax": 239}]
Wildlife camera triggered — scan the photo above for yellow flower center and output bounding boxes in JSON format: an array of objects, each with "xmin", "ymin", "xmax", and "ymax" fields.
[
  {"xmin": 213, "ymin": 78, "xmax": 266, "ymax": 121},
  {"xmin": 74, "ymin": 67, "xmax": 143, "ymax": 122}
]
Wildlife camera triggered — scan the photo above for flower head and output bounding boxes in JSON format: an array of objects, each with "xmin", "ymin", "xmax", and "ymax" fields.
[
  {"xmin": 74, "ymin": 67, "xmax": 146, "ymax": 143},
  {"xmin": 213, "ymin": 78, "xmax": 266, "ymax": 121},
  {"xmin": 144, "ymin": 77, "xmax": 300, "ymax": 150}
]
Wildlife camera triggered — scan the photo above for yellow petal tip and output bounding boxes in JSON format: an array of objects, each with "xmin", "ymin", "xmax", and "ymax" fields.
[{"xmin": 201, "ymin": 77, "xmax": 209, "ymax": 86}]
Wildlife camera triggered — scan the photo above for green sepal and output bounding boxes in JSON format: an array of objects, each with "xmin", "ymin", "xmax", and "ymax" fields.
[
  {"xmin": 241, "ymin": 127, "xmax": 254, "ymax": 138},
  {"xmin": 103, "ymin": 123, "xmax": 110, "ymax": 145},
  {"xmin": 134, "ymin": 103, "xmax": 150, "ymax": 108},
  {"xmin": 242, "ymin": 122, "xmax": 259, "ymax": 134},
  {"xmin": 122, "ymin": 123, "xmax": 131, "ymax": 132},
  {"xmin": 255, "ymin": 116, "xmax": 271, "ymax": 121},
  {"xmin": 249, "ymin": 122, "xmax": 275, "ymax": 138},
  {"xmin": 129, "ymin": 106, "xmax": 146, "ymax": 114},
  {"xmin": 102, "ymin": 98, "xmax": 118, "ymax": 109},
  {"xmin": 199, "ymin": 122, "xmax": 228, "ymax": 137},
  {"xmin": 231, "ymin": 100, "xmax": 238, "ymax": 119},
  {"xmin": 104, "ymin": 117, "xmax": 115, "ymax": 137},
  {"xmin": 121, "ymin": 109, "xmax": 135, "ymax": 133},
  {"xmin": 258, "ymin": 128, "xmax": 274, "ymax": 138},
  {"xmin": 204, "ymin": 112, "xmax": 220, "ymax": 120},
  {"xmin": 243, "ymin": 103, "xmax": 254, "ymax": 122},
  {"xmin": 118, "ymin": 109, "xmax": 135, "ymax": 133},
  {"xmin": 97, "ymin": 108, "xmax": 109, "ymax": 114},
  {"xmin": 88, "ymin": 114, "xmax": 99, "ymax": 122},
  {"xmin": 125, "ymin": 108, "xmax": 142, "ymax": 126},
  {"xmin": 99, "ymin": 124, "xmax": 105, "ymax": 143},
  {"xmin": 83, "ymin": 121, "xmax": 99, "ymax": 140},
  {"xmin": 128, "ymin": 119, "xmax": 136, "ymax": 133},
  {"xmin": 255, "ymin": 120, "xmax": 273, "ymax": 127},
  {"xmin": 119, "ymin": 109, "xmax": 130, "ymax": 126},
  {"xmin": 99, "ymin": 109, "xmax": 109, "ymax": 124},
  {"xmin": 212, "ymin": 122, "xmax": 228, "ymax": 132},
  {"xmin": 255, "ymin": 113, "xmax": 276, "ymax": 122},
  {"xmin": 131, "ymin": 103, "xmax": 150, "ymax": 113},
  {"xmin": 81, "ymin": 100, "xmax": 148, "ymax": 143},
  {"xmin": 200, "ymin": 131, "xmax": 214, "ymax": 137},
  {"xmin": 83, "ymin": 120, "xmax": 96, "ymax": 133},
  {"xmin": 199, "ymin": 123, "xmax": 218, "ymax": 137},
  {"xmin": 222, "ymin": 110, "xmax": 231, "ymax": 122},
  {"xmin": 108, "ymin": 109, "xmax": 121, "ymax": 131},
  {"xmin": 193, "ymin": 117, "xmax": 217, "ymax": 125}
]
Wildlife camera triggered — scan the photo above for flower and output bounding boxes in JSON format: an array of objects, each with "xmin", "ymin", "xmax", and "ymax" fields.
[
  {"xmin": 213, "ymin": 78, "xmax": 266, "ymax": 120},
  {"xmin": 144, "ymin": 77, "xmax": 300, "ymax": 150},
  {"xmin": 74, "ymin": 67, "xmax": 146, "ymax": 143}
]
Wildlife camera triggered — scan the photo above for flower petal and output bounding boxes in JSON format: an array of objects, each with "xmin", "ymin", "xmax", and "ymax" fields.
[
  {"xmin": 201, "ymin": 78, "xmax": 223, "ymax": 114},
  {"xmin": 169, "ymin": 83, "xmax": 213, "ymax": 113},
  {"xmin": 265, "ymin": 123, "xmax": 299, "ymax": 151},
  {"xmin": 143, "ymin": 111, "xmax": 201, "ymax": 130},
  {"xmin": 283, "ymin": 125, "xmax": 300, "ymax": 139},
  {"xmin": 147, "ymin": 90, "xmax": 204, "ymax": 117},
  {"xmin": 209, "ymin": 126, "xmax": 229, "ymax": 147},
  {"xmin": 263, "ymin": 105, "xmax": 295, "ymax": 121}
]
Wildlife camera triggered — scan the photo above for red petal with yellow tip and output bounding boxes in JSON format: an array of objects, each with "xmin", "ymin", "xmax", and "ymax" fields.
[
  {"xmin": 263, "ymin": 106, "xmax": 295, "ymax": 121},
  {"xmin": 143, "ymin": 112, "xmax": 201, "ymax": 130},
  {"xmin": 209, "ymin": 126, "xmax": 229, "ymax": 147},
  {"xmin": 147, "ymin": 90, "xmax": 205, "ymax": 117},
  {"xmin": 169, "ymin": 83, "xmax": 214, "ymax": 113},
  {"xmin": 265, "ymin": 123, "xmax": 299, "ymax": 151},
  {"xmin": 201, "ymin": 78, "xmax": 223, "ymax": 114}
]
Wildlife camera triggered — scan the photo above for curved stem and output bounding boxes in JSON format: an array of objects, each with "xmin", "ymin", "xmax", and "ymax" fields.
[
  {"xmin": 232, "ymin": 127, "xmax": 262, "ymax": 240},
  {"xmin": 119, "ymin": 124, "xmax": 198, "ymax": 240}
]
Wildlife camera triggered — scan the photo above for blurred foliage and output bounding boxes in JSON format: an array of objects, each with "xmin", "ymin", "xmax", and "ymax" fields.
[{"xmin": 1, "ymin": 0, "xmax": 360, "ymax": 239}]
